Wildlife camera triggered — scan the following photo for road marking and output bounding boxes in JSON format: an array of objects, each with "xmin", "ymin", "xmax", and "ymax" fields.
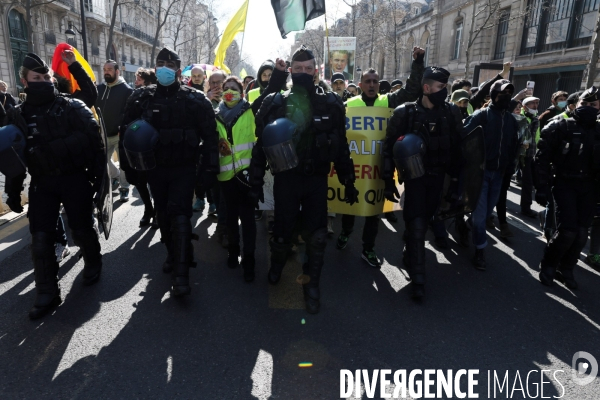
[
  {"xmin": 250, "ymin": 349, "xmax": 273, "ymax": 400},
  {"xmin": 166, "ymin": 356, "xmax": 173, "ymax": 383}
]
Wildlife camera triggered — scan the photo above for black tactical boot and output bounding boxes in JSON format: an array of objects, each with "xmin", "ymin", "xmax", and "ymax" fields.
[
  {"xmin": 72, "ymin": 228, "xmax": 102, "ymax": 285},
  {"xmin": 139, "ymin": 207, "xmax": 155, "ymax": 227},
  {"xmin": 302, "ymin": 229, "xmax": 327, "ymax": 314},
  {"xmin": 170, "ymin": 215, "xmax": 194, "ymax": 296},
  {"xmin": 29, "ymin": 233, "xmax": 62, "ymax": 320},
  {"xmin": 539, "ymin": 262, "xmax": 556, "ymax": 286},
  {"xmin": 302, "ymin": 263, "xmax": 320, "ymax": 314},
  {"xmin": 556, "ymin": 264, "xmax": 578, "ymax": 290},
  {"xmin": 228, "ymin": 244, "xmax": 240, "ymax": 269},
  {"xmin": 242, "ymin": 253, "xmax": 255, "ymax": 282},
  {"xmin": 472, "ymin": 249, "xmax": 486, "ymax": 271},
  {"xmin": 268, "ymin": 237, "xmax": 291, "ymax": 285},
  {"xmin": 171, "ymin": 262, "xmax": 191, "ymax": 296}
]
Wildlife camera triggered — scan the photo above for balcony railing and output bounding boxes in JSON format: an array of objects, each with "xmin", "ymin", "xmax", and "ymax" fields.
[
  {"xmin": 121, "ymin": 23, "xmax": 159, "ymax": 47},
  {"xmin": 121, "ymin": 55, "xmax": 127, "ymax": 62},
  {"xmin": 130, "ymin": 57, "xmax": 135, "ymax": 64},
  {"xmin": 92, "ymin": 46, "xmax": 99, "ymax": 56},
  {"xmin": 44, "ymin": 31, "xmax": 56, "ymax": 45}
]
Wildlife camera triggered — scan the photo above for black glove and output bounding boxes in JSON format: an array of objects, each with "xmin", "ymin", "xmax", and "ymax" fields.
[
  {"xmin": 384, "ymin": 180, "xmax": 400, "ymax": 203},
  {"xmin": 535, "ymin": 190, "xmax": 547, "ymax": 207},
  {"xmin": 344, "ymin": 184, "xmax": 359, "ymax": 205},
  {"xmin": 6, "ymin": 196, "xmax": 23, "ymax": 213},
  {"xmin": 201, "ymin": 171, "xmax": 218, "ymax": 191},
  {"xmin": 247, "ymin": 186, "xmax": 264, "ymax": 209}
]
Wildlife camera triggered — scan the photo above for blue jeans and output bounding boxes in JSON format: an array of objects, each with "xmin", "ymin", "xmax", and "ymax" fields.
[{"xmin": 472, "ymin": 169, "xmax": 504, "ymax": 249}]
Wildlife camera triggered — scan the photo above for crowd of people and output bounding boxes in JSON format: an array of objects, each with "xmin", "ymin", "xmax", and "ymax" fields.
[{"xmin": 0, "ymin": 42, "xmax": 599, "ymax": 320}]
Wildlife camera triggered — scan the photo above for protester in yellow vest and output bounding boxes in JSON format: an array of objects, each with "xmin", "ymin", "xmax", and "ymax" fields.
[
  {"xmin": 336, "ymin": 46, "xmax": 426, "ymax": 268},
  {"xmin": 216, "ymin": 61, "xmax": 288, "ymax": 282},
  {"xmin": 247, "ymin": 59, "xmax": 275, "ymax": 103}
]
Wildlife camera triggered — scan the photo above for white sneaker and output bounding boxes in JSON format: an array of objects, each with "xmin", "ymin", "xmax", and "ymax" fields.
[{"xmin": 56, "ymin": 243, "xmax": 70, "ymax": 263}]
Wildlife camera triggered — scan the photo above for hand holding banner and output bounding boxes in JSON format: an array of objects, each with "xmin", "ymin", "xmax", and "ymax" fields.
[{"xmin": 327, "ymin": 106, "xmax": 403, "ymax": 216}]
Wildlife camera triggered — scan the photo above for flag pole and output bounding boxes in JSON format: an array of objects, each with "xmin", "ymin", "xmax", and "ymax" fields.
[
  {"xmin": 324, "ymin": 11, "xmax": 330, "ymax": 80},
  {"xmin": 238, "ymin": 0, "xmax": 249, "ymax": 69}
]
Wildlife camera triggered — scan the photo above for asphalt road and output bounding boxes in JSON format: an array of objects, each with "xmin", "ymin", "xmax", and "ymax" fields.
[{"xmin": 0, "ymin": 184, "xmax": 599, "ymax": 399}]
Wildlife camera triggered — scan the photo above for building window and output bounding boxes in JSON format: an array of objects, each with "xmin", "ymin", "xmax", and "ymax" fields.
[
  {"xmin": 453, "ymin": 21, "xmax": 463, "ymax": 60},
  {"xmin": 494, "ymin": 11, "xmax": 510, "ymax": 59},
  {"xmin": 521, "ymin": 0, "xmax": 598, "ymax": 54},
  {"xmin": 413, "ymin": 7, "xmax": 420, "ymax": 16},
  {"xmin": 573, "ymin": 0, "xmax": 600, "ymax": 46}
]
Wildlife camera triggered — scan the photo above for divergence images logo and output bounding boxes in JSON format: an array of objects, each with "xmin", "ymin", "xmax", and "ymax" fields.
[{"xmin": 572, "ymin": 351, "xmax": 598, "ymax": 386}]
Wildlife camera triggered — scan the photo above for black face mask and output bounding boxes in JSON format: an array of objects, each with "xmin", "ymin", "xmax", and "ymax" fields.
[
  {"xmin": 291, "ymin": 73, "xmax": 315, "ymax": 93},
  {"xmin": 574, "ymin": 106, "xmax": 599, "ymax": 126},
  {"xmin": 424, "ymin": 87, "xmax": 447, "ymax": 107},
  {"xmin": 24, "ymin": 81, "xmax": 56, "ymax": 106},
  {"xmin": 494, "ymin": 94, "xmax": 512, "ymax": 109}
]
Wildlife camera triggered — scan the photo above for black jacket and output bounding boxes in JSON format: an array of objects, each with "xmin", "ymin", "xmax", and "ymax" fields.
[
  {"xmin": 383, "ymin": 99, "xmax": 464, "ymax": 180},
  {"xmin": 535, "ymin": 116, "xmax": 600, "ymax": 187},
  {"xmin": 120, "ymin": 82, "xmax": 218, "ymax": 171},
  {"xmin": 96, "ymin": 78, "xmax": 133, "ymax": 137},
  {"xmin": 250, "ymin": 85, "xmax": 355, "ymax": 186},
  {"xmin": 4, "ymin": 94, "xmax": 104, "ymax": 196},
  {"xmin": 463, "ymin": 104, "xmax": 519, "ymax": 171},
  {"xmin": 66, "ymin": 61, "xmax": 98, "ymax": 108}
]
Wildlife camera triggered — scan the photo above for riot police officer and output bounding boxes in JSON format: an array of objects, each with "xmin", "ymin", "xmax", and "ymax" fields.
[
  {"xmin": 382, "ymin": 67, "xmax": 464, "ymax": 300},
  {"xmin": 120, "ymin": 47, "xmax": 219, "ymax": 296},
  {"xmin": 534, "ymin": 86, "xmax": 600, "ymax": 289},
  {"xmin": 2, "ymin": 53, "xmax": 105, "ymax": 319},
  {"xmin": 249, "ymin": 45, "xmax": 358, "ymax": 314}
]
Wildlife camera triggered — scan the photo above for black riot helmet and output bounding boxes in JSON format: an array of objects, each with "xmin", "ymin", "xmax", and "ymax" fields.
[
  {"xmin": 123, "ymin": 119, "xmax": 159, "ymax": 171},
  {"xmin": 393, "ymin": 133, "xmax": 426, "ymax": 180},
  {"xmin": 0, "ymin": 124, "xmax": 27, "ymax": 178},
  {"xmin": 261, "ymin": 118, "xmax": 299, "ymax": 174}
]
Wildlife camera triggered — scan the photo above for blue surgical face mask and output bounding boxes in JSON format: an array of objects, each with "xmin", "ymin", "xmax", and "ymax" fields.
[
  {"xmin": 557, "ymin": 100, "xmax": 567, "ymax": 109},
  {"xmin": 156, "ymin": 67, "xmax": 176, "ymax": 86}
]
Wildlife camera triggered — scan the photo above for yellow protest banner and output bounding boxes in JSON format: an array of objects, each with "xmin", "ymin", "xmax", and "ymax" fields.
[{"xmin": 327, "ymin": 106, "xmax": 403, "ymax": 216}]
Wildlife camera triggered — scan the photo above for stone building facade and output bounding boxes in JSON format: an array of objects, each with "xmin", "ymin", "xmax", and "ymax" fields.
[
  {"xmin": 393, "ymin": 0, "xmax": 599, "ymax": 110},
  {"xmin": 0, "ymin": 0, "xmax": 162, "ymax": 94}
]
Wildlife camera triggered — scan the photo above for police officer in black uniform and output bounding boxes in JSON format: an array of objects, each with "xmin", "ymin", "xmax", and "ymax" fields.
[
  {"xmin": 534, "ymin": 86, "xmax": 600, "ymax": 289},
  {"xmin": 3, "ymin": 53, "xmax": 105, "ymax": 319},
  {"xmin": 120, "ymin": 47, "xmax": 219, "ymax": 296},
  {"xmin": 382, "ymin": 67, "xmax": 464, "ymax": 300},
  {"xmin": 249, "ymin": 46, "xmax": 358, "ymax": 314}
]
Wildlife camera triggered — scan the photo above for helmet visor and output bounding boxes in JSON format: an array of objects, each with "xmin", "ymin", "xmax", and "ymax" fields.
[
  {"xmin": 263, "ymin": 139, "xmax": 299, "ymax": 174},
  {"xmin": 124, "ymin": 148, "xmax": 157, "ymax": 171}
]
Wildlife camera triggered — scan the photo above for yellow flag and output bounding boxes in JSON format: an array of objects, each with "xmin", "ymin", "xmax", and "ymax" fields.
[
  {"xmin": 214, "ymin": 0, "xmax": 249, "ymax": 74},
  {"xmin": 240, "ymin": 68, "xmax": 248, "ymax": 79}
]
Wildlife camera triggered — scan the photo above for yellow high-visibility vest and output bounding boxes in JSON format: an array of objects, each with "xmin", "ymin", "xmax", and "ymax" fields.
[
  {"xmin": 346, "ymin": 94, "xmax": 389, "ymax": 108},
  {"xmin": 216, "ymin": 108, "xmax": 256, "ymax": 181}
]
